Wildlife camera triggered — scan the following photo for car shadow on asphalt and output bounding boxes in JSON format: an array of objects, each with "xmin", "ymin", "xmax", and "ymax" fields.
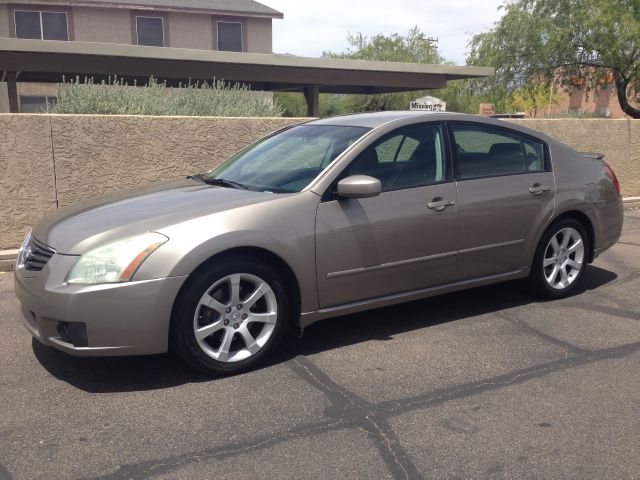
[{"xmin": 32, "ymin": 265, "xmax": 617, "ymax": 393}]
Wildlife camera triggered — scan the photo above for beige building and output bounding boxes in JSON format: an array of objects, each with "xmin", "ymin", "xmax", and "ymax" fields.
[
  {"xmin": 0, "ymin": 0, "xmax": 282, "ymax": 112},
  {"xmin": 548, "ymin": 78, "xmax": 626, "ymax": 119}
]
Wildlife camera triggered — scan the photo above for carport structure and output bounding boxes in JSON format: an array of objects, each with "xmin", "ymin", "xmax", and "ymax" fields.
[{"xmin": 0, "ymin": 38, "xmax": 494, "ymax": 115}]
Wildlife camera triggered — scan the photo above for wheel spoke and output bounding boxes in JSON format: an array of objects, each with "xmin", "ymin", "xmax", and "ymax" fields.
[
  {"xmin": 543, "ymin": 257, "xmax": 557, "ymax": 267},
  {"xmin": 559, "ymin": 265, "xmax": 569, "ymax": 286},
  {"xmin": 567, "ymin": 238, "xmax": 583, "ymax": 254},
  {"xmin": 195, "ymin": 320, "xmax": 225, "ymax": 341},
  {"xmin": 229, "ymin": 274, "xmax": 241, "ymax": 304},
  {"xmin": 216, "ymin": 330, "xmax": 234, "ymax": 361},
  {"xmin": 550, "ymin": 236, "xmax": 561, "ymax": 254},
  {"xmin": 566, "ymin": 259, "xmax": 581, "ymax": 270},
  {"xmin": 249, "ymin": 312, "xmax": 277, "ymax": 325},
  {"xmin": 244, "ymin": 282, "xmax": 266, "ymax": 308},
  {"xmin": 546, "ymin": 265, "xmax": 559, "ymax": 284},
  {"xmin": 560, "ymin": 230, "xmax": 571, "ymax": 249},
  {"xmin": 201, "ymin": 294, "xmax": 228, "ymax": 314},
  {"xmin": 238, "ymin": 327, "xmax": 260, "ymax": 354}
]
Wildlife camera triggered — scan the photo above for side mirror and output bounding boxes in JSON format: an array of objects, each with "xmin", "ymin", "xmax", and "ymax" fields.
[{"xmin": 337, "ymin": 175, "xmax": 381, "ymax": 199}]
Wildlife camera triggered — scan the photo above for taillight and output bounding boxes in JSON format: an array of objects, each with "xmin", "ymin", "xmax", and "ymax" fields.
[{"xmin": 603, "ymin": 163, "xmax": 620, "ymax": 196}]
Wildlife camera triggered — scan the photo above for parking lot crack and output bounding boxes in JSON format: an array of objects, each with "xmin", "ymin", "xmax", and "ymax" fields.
[
  {"xmin": 560, "ymin": 302, "xmax": 640, "ymax": 322},
  {"xmin": 286, "ymin": 355, "xmax": 362, "ymax": 411},
  {"xmin": 359, "ymin": 414, "xmax": 426, "ymax": 480},
  {"xmin": 82, "ymin": 419, "xmax": 348, "ymax": 480},
  {"xmin": 59, "ymin": 341, "xmax": 640, "ymax": 480},
  {"xmin": 286, "ymin": 354, "xmax": 425, "ymax": 480},
  {"xmin": 372, "ymin": 341, "xmax": 640, "ymax": 420},
  {"xmin": 497, "ymin": 311, "xmax": 587, "ymax": 355},
  {"xmin": 0, "ymin": 462, "xmax": 13, "ymax": 480}
]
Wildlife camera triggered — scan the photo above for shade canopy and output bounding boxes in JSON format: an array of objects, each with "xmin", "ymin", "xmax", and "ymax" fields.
[{"xmin": 0, "ymin": 38, "xmax": 494, "ymax": 114}]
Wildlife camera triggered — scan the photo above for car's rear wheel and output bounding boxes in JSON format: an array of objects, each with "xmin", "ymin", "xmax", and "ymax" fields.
[
  {"xmin": 528, "ymin": 218, "xmax": 590, "ymax": 299},
  {"xmin": 171, "ymin": 256, "xmax": 289, "ymax": 374}
]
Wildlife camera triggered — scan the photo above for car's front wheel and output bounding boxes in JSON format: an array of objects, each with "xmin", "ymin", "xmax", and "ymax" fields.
[
  {"xmin": 171, "ymin": 255, "xmax": 289, "ymax": 375},
  {"xmin": 528, "ymin": 218, "xmax": 590, "ymax": 299}
]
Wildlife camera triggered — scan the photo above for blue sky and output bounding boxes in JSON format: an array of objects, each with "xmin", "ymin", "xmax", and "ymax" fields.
[{"xmin": 265, "ymin": 0, "xmax": 506, "ymax": 65}]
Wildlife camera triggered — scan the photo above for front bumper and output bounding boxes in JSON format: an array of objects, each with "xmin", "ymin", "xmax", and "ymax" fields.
[{"xmin": 14, "ymin": 252, "xmax": 187, "ymax": 356}]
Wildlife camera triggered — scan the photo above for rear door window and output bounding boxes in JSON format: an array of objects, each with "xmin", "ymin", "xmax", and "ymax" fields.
[{"xmin": 451, "ymin": 124, "xmax": 546, "ymax": 179}]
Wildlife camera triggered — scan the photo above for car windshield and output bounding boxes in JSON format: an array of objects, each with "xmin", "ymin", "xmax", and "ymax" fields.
[{"xmin": 203, "ymin": 125, "xmax": 370, "ymax": 193}]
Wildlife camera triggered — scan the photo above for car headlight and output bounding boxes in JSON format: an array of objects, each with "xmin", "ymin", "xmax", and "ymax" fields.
[
  {"xmin": 66, "ymin": 232, "xmax": 168, "ymax": 285},
  {"xmin": 16, "ymin": 230, "xmax": 32, "ymax": 271}
]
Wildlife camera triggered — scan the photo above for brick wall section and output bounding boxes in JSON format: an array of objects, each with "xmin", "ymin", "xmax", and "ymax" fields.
[{"xmin": 0, "ymin": 115, "xmax": 638, "ymax": 248}]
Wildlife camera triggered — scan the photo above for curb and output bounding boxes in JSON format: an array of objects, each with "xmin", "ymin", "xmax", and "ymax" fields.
[
  {"xmin": 0, "ymin": 259, "xmax": 16, "ymax": 273},
  {"xmin": 0, "ymin": 250, "xmax": 18, "ymax": 273},
  {"xmin": 624, "ymin": 196, "xmax": 640, "ymax": 210}
]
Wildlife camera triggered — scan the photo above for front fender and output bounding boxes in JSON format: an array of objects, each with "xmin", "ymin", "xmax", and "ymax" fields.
[{"xmin": 133, "ymin": 192, "xmax": 321, "ymax": 313}]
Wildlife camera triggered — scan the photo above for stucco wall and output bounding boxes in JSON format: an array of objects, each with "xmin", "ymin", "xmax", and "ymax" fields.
[
  {"xmin": 246, "ymin": 17, "xmax": 273, "ymax": 54},
  {"xmin": 1, "ymin": 115, "xmax": 638, "ymax": 249},
  {"xmin": 0, "ymin": 114, "xmax": 307, "ymax": 248},
  {"xmin": 168, "ymin": 12, "xmax": 214, "ymax": 50},
  {"xmin": 0, "ymin": 83, "xmax": 8, "ymax": 113},
  {"xmin": 72, "ymin": 7, "xmax": 133, "ymax": 44},
  {"xmin": 0, "ymin": 3, "xmax": 10, "ymax": 38},
  {"xmin": 0, "ymin": 115, "xmax": 58, "ymax": 249}
]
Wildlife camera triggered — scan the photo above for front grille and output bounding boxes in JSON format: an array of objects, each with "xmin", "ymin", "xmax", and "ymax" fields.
[{"xmin": 23, "ymin": 237, "xmax": 56, "ymax": 271}]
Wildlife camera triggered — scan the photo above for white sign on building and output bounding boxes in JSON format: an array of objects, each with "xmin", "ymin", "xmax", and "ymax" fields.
[{"xmin": 409, "ymin": 96, "xmax": 446, "ymax": 112}]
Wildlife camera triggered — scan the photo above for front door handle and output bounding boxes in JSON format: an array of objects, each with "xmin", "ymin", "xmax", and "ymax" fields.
[
  {"xmin": 427, "ymin": 198, "xmax": 456, "ymax": 212},
  {"xmin": 529, "ymin": 184, "xmax": 551, "ymax": 195}
]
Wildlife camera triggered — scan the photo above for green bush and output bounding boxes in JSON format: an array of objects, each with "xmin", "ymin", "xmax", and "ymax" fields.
[
  {"xmin": 48, "ymin": 76, "xmax": 283, "ymax": 117},
  {"xmin": 273, "ymin": 92, "xmax": 348, "ymax": 118}
]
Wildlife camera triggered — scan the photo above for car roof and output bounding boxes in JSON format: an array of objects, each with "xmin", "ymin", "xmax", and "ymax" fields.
[
  {"xmin": 307, "ymin": 111, "xmax": 446, "ymax": 128},
  {"xmin": 306, "ymin": 111, "xmax": 556, "ymax": 144}
]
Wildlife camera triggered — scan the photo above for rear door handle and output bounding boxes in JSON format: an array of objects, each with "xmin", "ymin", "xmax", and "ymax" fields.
[
  {"xmin": 529, "ymin": 185, "xmax": 551, "ymax": 195},
  {"xmin": 427, "ymin": 198, "xmax": 456, "ymax": 212}
]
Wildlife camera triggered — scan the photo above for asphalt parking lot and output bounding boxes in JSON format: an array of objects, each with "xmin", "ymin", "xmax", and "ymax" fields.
[{"xmin": 1, "ymin": 211, "xmax": 639, "ymax": 480}]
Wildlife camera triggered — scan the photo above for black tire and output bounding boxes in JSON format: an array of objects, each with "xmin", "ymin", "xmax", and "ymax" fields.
[
  {"xmin": 171, "ymin": 255, "xmax": 290, "ymax": 375},
  {"xmin": 528, "ymin": 218, "xmax": 590, "ymax": 299}
]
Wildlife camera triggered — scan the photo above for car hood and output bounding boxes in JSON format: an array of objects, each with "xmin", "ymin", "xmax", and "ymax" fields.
[{"xmin": 33, "ymin": 178, "xmax": 285, "ymax": 254}]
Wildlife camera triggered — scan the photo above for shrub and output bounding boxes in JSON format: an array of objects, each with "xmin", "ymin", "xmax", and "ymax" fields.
[{"xmin": 48, "ymin": 76, "xmax": 283, "ymax": 117}]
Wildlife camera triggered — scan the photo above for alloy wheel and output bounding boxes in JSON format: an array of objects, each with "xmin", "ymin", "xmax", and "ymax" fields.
[
  {"xmin": 193, "ymin": 273, "xmax": 278, "ymax": 363},
  {"xmin": 543, "ymin": 227, "xmax": 585, "ymax": 290}
]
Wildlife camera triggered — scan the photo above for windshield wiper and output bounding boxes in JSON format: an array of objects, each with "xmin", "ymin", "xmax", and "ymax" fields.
[
  {"xmin": 202, "ymin": 177, "xmax": 249, "ymax": 190},
  {"xmin": 187, "ymin": 173, "xmax": 204, "ymax": 181}
]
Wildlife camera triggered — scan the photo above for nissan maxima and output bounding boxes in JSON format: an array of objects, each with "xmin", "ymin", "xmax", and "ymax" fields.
[{"xmin": 15, "ymin": 112, "xmax": 623, "ymax": 374}]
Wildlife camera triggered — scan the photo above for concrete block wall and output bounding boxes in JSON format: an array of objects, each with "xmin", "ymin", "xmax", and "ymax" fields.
[{"xmin": 0, "ymin": 115, "xmax": 638, "ymax": 249}]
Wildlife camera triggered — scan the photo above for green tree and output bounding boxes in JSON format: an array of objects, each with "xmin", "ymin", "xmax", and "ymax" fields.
[
  {"xmin": 508, "ymin": 83, "xmax": 563, "ymax": 117},
  {"xmin": 273, "ymin": 92, "xmax": 348, "ymax": 117},
  {"xmin": 433, "ymin": 79, "xmax": 483, "ymax": 114},
  {"xmin": 323, "ymin": 27, "xmax": 444, "ymax": 112},
  {"xmin": 468, "ymin": 0, "xmax": 640, "ymax": 118},
  {"xmin": 273, "ymin": 92, "xmax": 307, "ymax": 117}
]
